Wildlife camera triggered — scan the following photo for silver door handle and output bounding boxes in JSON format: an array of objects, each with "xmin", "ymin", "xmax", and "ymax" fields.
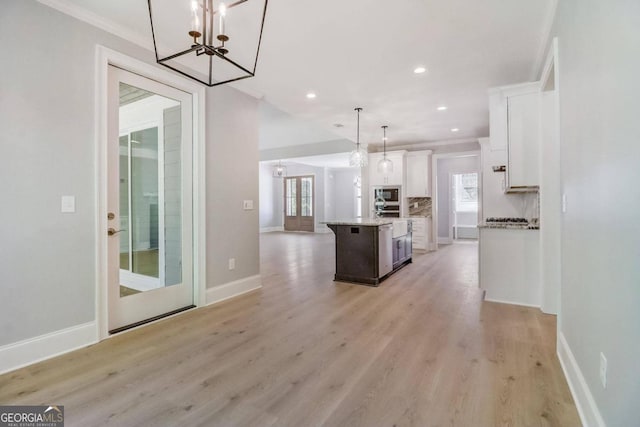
[{"xmin": 107, "ymin": 228, "xmax": 125, "ymax": 236}]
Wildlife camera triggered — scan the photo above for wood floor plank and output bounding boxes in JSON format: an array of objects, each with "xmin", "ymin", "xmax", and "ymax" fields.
[{"xmin": 0, "ymin": 234, "xmax": 581, "ymax": 426}]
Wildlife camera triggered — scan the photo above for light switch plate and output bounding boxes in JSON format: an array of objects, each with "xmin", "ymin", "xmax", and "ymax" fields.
[
  {"xmin": 243, "ymin": 200, "xmax": 254, "ymax": 210},
  {"xmin": 61, "ymin": 196, "xmax": 76, "ymax": 213}
]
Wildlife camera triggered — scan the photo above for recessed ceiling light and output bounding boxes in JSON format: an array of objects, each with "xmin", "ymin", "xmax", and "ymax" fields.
[
  {"xmin": 437, "ymin": 106, "xmax": 448, "ymax": 111},
  {"xmin": 333, "ymin": 123, "xmax": 344, "ymax": 128},
  {"xmin": 451, "ymin": 128, "xmax": 460, "ymax": 132},
  {"xmin": 306, "ymin": 92, "xmax": 317, "ymax": 99},
  {"xmin": 414, "ymin": 66, "xmax": 427, "ymax": 74}
]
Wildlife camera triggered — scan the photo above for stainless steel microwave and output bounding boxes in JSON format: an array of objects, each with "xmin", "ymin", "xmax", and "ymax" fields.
[{"xmin": 373, "ymin": 186, "xmax": 400, "ymax": 203}]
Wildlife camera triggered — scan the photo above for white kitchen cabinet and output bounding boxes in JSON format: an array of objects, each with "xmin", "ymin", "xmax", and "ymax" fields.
[
  {"xmin": 488, "ymin": 82, "xmax": 540, "ymax": 191},
  {"xmin": 368, "ymin": 151, "xmax": 406, "ymax": 186},
  {"xmin": 405, "ymin": 151, "xmax": 432, "ymax": 197},
  {"xmin": 410, "ymin": 217, "xmax": 431, "ymax": 252},
  {"xmin": 507, "ymin": 92, "xmax": 540, "ymax": 189}
]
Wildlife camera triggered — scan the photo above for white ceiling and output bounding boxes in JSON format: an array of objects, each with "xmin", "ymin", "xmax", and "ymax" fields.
[{"xmin": 44, "ymin": 0, "xmax": 555, "ymax": 148}]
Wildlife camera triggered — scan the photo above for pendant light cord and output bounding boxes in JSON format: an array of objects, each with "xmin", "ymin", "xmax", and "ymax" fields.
[{"xmin": 355, "ymin": 107, "xmax": 363, "ymax": 149}]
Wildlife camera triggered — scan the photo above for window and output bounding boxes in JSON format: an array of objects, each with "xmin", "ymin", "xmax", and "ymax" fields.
[{"xmin": 454, "ymin": 173, "xmax": 478, "ymax": 212}]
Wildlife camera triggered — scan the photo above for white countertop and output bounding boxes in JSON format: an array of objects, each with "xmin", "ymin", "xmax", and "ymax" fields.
[{"xmin": 322, "ymin": 219, "xmax": 394, "ymax": 226}]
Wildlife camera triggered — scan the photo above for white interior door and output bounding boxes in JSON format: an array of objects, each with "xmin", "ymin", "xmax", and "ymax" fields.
[{"xmin": 107, "ymin": 65, "xmax": 194, "ymax": 333}]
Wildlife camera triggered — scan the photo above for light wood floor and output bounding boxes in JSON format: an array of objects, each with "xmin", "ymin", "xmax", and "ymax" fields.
[{"xmin": 0, "ymin": 233, "xmax": 581, "ymax": 426}]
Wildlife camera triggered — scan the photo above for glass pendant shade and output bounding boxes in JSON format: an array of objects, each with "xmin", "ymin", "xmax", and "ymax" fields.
[
  {"xmin": 378, "ymin": 125, "xmax": 393, "ymax": 175},
  {"xmin": 349, "ymin": 107, "xmax": 368, "ymax": 168},
  {"xmin": 377, "ymin": 157, "xmax": 394, "ymax": 174},
  {"xmin": 349, "ymin": 147, "xmax": 368, "ymax": 167}
]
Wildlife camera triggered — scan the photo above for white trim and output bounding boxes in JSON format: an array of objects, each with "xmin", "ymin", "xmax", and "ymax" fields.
[
  {"xmin": 0, "ymin": 322, "xmax": 97, "ymax": 375},
  {"xmin": 530, "ymin": 0, "xmax": 559, "ymax": 81},
  {"xmin": 260, "ymin": 226, "xmax": 284, "ymax": 233},
  {"xmin": 483, "ymin": 297, "xmax": 540, "ymax": 309},
  {"xmin": 37, "ymin": 0, "xmax": 151, "ymax": 50},
  {"xmin": 206, "ymin": 275, "xmax": 262, "ymax": 306},
  {"xmin": 557, "ymin": 332, "xmax": 606, "ymax": 427},
  {"xmin": 379, "ymin": 138, "xmax": 479, "ymax": 152},
  {"xmin": 95, "ymin": 45, "xmax": 206, "ymax": 340},
  {"xmin": 437, "ymin": 237, "xmax": 453, "ymax": 245}
]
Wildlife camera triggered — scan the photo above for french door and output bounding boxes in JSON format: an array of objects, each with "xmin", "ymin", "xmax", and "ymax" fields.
[
  {"xmin": 284, "ymin": 175, "xmax": 314, "ymax": 232},
  {"xmin": 107, "ymin": 65, "xmax": 194, "ymax": 333}
]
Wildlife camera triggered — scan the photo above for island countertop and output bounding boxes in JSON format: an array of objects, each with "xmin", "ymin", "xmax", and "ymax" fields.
[{"xmin": 321, "ymin": 218, "xmax": 395, "ymax": 226}]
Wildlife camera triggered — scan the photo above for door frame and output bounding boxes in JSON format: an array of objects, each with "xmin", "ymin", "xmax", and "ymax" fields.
[
  {"xmin": 431, "ymin": 151, "xmax": 481, "ymax": 248},
  {"xmin": 95, "ymin": 46, "xmax": 206, "ymax": 340},
  {"xmin": 283, "ymin": 174, "xmax": 315, "ymax": 232}
]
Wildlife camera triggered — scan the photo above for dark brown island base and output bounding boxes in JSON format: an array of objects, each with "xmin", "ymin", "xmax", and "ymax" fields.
[{"xmin": 324, "ymin": 219, "xmax": 412, "ymax": 286}]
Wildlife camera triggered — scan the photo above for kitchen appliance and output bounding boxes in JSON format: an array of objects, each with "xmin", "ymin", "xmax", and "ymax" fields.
[
  {"xmin": 373, "ymin": 186, "xmax": 400, "ymax": 203},
  {"xmin": 373, "ymin": 186, "xmax": 401, "ymax": 217},
  {"xmin": 378, "ymin": 224, "xmax": 393, "ymax": 277}
]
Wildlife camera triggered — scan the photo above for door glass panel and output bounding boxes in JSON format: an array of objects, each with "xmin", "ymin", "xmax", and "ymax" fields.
[
  {"xmin": 118, "ymin": 83, "xmax": 182, "ymax": 297},
  {"xmin": 130, "ymin": 127, "xmax": 159, "ymax": 278},
  {"xmin": 119, "ymin": 135, "xmax": 130, "ymax": 272},
  {"xmin": 286, "ymin": 178, "xmax": 296, "ymax": 216},
  {"xmin": 301, "ymin": 177, "xmax": 313, "ymax": 217}
]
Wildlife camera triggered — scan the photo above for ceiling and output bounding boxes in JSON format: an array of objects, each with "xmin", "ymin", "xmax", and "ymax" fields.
[{"xmin": 45, "ymin": 0, "xmax": 556, "ymax": 149}]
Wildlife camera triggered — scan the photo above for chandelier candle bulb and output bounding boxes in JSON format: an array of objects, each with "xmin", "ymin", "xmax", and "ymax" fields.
[
  {"xmin": 189, "ymin": 0, "xmax": 201, "ymax": 40},
  {"xmin": 218, "ymin": 2, "xmax": 227, "ymax": 40}
]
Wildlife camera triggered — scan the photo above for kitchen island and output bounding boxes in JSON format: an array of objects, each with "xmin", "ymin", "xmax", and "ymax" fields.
[{"xmin": 323, "ymin": 219, "xmax": 412, "ymax": 286}]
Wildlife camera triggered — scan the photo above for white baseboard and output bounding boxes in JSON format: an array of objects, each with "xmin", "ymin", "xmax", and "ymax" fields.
[
  {"xmin": 206, "ymin": 274, "xmax": 262, "ymax": 306},
  {"xmin": 557, "ymin": 332, "xmax": 606, "ymax": 427},
  {"xmin": 483, "ymin": 296, "xmax": 541, "ymax": 309},
  {"xmin": 0, "ymin": 322, "xmax": 97, "ymax": 375},
  {"xmin": 260, "ymin": 226, "xmax": 283, "ymax": 233},
  {"xmin": 437, "ymin": 237, "xmax": 453, "ymax": 244}
]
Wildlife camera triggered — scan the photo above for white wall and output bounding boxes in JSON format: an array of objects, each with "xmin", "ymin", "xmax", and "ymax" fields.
[
  {"xmin": 436, "ymin": 156, "xmax": 480, "ymax": 240},
  {"xmin": 259, "ymin": 163, "xmax": 282, "ymax": 229},
  {"xmin": 0, "ymin": 1, "xmax": 260, "ymax": 347},
  {"xmin": 206, "ymin": 85, "xmax": 260, "ymax": 287},
  {"xmin": 258, "ymin": 163, "xmax": 359, "ymax": 231},
  {"xmin": 328, "ymin": 169, "xmax": 359, "ymax": 220},
  {"xmin": 546, "ymin": 1, "xmax": 640, "ymax": 425}
]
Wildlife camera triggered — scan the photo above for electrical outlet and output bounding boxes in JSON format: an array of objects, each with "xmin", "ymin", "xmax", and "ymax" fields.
[
  {"xmin": 61, "ymin": 195, "xmax": 76, "ymax": 213},
  {"xmin": 228, "ymin": 258, "xmax": 235, "ymax": 270},
  {"xmin": 600, "ymin": 352, "xmax": 607, "ymax": 388},
  {"xmin": 243, "ymin": 200, "xmax": 254, "ymax": 210},
  {"xmin": 562, "ymin": 194, "xmax": 567, "ymax": 213}
]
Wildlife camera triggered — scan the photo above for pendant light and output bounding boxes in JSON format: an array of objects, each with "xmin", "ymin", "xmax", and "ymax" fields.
[
  {"xmin": 147, "ymin": 0, "xmax": 268, "ymax": 87},
  {"xmin": 377, "ymin": 125, "xmax": 393, "ymax": 174},
  {"xmin": 349, "ymin": 107, "xmax": 368, "ymax": 168},
  {"xmin": 272, "ymin": 160, "xmax": 287, "ymax": 178}
]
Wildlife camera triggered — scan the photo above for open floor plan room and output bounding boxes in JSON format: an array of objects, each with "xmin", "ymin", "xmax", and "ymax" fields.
[{"xmin": 0, "ymin": 234, "xmax": 580, "ymax": 426}]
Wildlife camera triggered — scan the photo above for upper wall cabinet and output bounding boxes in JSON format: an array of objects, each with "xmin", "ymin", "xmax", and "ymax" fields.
[
  {"xmin": 368, "ymin": 151, "xmax": 406, "ymax": 186},
  {"xmin": 489, "ymin": 82, "xmax": 540, "ymax": 192},
  {"xmin": 405, "ymin": 150, "xmax": 432, "ymax": 197}
]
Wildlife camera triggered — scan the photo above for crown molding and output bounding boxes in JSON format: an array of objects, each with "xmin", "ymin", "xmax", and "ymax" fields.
[
  {"xmin": 38, "ymin": 0, "xmax": 152, "ymax": 51},
  {"xmin": 530, "ymin": 0, "xmax": 558, "ymax": 81},
  {"xmin": 369, "ymin": 137, "xmax": 480, "ymax": 152}
]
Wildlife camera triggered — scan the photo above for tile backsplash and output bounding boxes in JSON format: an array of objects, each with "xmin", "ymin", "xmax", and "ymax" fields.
[{"xmin": 408, "ymin": 197, "xmax": 432, "ymax": 217}]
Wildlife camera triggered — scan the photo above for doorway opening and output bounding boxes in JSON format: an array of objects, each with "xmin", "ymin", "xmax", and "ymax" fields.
[{"xmin": 451, "ymin": 172, "xmax": 479, "ymax": 241}]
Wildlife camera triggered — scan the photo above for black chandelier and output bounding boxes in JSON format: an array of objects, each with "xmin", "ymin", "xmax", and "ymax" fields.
[{"xmin": 147, "ymin": 0, "xmax": 268, "ymax": 87}]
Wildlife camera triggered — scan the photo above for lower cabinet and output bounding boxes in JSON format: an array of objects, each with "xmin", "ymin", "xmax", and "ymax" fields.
[
  {"xmin": 410, "ymin": 217, "xmax": 431, "ymax": 251},
  {"xmin": 392, "ymin": 232, "xmax": 412, "ymax": 269},
  {"xmin": 479, "ymin": 228, "xmax": 540, "ymax": 306}
]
